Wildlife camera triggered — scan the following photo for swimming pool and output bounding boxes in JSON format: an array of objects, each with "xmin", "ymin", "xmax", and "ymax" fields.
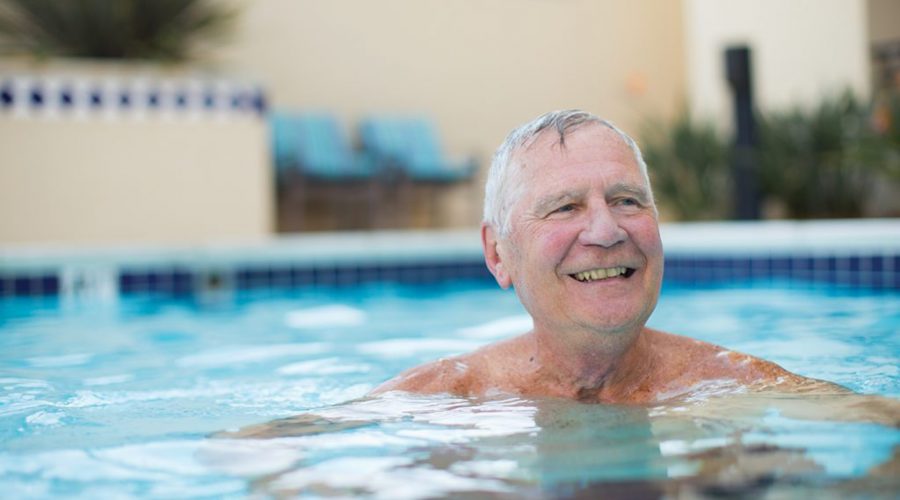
[{"xmin": 1, "ymin": 221, "xmax": 899, "ymax": 498}]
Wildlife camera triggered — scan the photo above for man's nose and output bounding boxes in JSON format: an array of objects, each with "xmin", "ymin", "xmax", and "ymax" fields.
[{"xmin": 577, "ymin": 203, "xmax": 627, "ymax": 247}]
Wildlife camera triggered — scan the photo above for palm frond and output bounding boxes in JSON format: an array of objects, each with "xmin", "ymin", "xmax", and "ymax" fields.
[{"xmin": 0, "ymin": 0, "xmax": 235, "ymax": 61}]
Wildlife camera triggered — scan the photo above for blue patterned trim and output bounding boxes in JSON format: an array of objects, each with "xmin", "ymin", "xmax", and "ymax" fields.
[
  {"xmin": 0, "ymin": 253, "xmax": 897, "ymax": 299},
  {"xmin": 0, "ymin": 73, "xmax": 266, "ymax": 118},
  {"xmin": 664, "ymin": 254, "xmax": 898, "ymax": 289},
  {"xmin": 0, "ymin": 274, "xmax": 59, "ymax": 297}
]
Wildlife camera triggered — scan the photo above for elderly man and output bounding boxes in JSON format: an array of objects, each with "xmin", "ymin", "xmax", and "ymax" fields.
[{"xmin": 372, "ymin": 110, "xmax": 828, "ymax": 403}]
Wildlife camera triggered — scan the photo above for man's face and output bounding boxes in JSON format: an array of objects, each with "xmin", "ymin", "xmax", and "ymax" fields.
[{"xmin": 490, "ymin": 124, "xmax": 663, "ymax": 337}]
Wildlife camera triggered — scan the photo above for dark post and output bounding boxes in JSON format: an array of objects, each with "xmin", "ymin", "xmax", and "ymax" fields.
[{"xmin": 725, "ymin": 46, "xmax": 761, "ymax": 220}]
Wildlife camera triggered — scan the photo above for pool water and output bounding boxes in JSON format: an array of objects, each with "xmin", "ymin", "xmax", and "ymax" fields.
[{"xmin": 1, "ymin": 280, "xmax": 898, "ymax": 498}]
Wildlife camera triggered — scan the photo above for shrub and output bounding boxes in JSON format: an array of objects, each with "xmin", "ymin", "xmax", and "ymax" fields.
[
  {"xmin": 757, "ymin": 92, "xmax": 881, "ymax": 218},
  {"xmin": 0, "ymin": 0, "xmax": 235, "ymax": 62},
  {"xmin": 641, "ymin": 112, "xmax": 731, "ymax": 220},
  {"xmin": 641, "ymin": 91, "xmax": 898, "ymax": 220}
]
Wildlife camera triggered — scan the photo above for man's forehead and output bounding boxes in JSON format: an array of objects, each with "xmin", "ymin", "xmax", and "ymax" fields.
[
  {"xmin": 506, "ymin": 124, "xmax": 648, "ymax": 206},
  {"xmin": 514, "ymin": 123, "xmax": 632, "ymax": 166}
]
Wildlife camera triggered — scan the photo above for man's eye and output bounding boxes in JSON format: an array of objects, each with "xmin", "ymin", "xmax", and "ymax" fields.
[
  {"xmin": 617, "ymin": 198, "xmax": 640, "ymax": 207},
  {"xmin": 553, "ymin": 204, "xmax": 577, "ymax": 214}
]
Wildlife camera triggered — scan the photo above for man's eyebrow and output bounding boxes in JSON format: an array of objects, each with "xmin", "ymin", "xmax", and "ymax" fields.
[
  {"xmin": 608, "ymin": 182, "xmax": 651, "ymax": 202},
  {"xmin": 532, "ymin": 190, "xmax": 585, "ymax": 214}
]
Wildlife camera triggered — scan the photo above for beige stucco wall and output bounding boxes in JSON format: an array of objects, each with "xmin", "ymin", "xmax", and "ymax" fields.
[
  {"xmin": 0, "ymin": 62, "xmax": 272, "ymax": 245},
  {"xmin": 0, "ymin": 0, "xmax": 682, "ymax": 244},
  {"xmin": 684, "ymin": 0, "xmax": 871, "ymax": 127},
  {"xmin": 1, "ymin": 0, "xmax": 687, "ymax": 243},
  {"xmin": 3, "ymin": 0, "xmax": 890, "ymax": 241},
  {"xmin": 0, "ymin": 117, "xmax": 272, "ymax": 245},
  {"xmin": 218, "ymin": 0, "xmax": 686, "ymax": 165}
]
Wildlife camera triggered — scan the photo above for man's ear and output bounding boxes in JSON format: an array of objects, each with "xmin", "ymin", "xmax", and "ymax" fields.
[{"xmin": 481, "ymin": 223, "xmax": 512, "ymax": 289}]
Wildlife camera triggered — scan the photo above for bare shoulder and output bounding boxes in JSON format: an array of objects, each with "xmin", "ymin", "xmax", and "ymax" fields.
[
  {"xmin": 644, "ymin": 328, "xmax": 824, "ymax": 386},
  {"xmin": 369, "ymin": 335, "xmax": 531, "ymax": 397},
  {"xmin": 369, "ymin": 354, "xmax": 481, "ymax": 396}
]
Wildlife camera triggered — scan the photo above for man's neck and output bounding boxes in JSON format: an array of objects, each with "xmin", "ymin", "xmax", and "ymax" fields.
[{"xmin": 528, "ymin": 325, "xmax": 654, "ymax": 402}]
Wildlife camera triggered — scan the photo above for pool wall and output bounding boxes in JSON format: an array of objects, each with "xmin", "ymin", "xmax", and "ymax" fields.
[{"xmin": 1, "ymin": 219, "xmax": 898, "ymax": 299}]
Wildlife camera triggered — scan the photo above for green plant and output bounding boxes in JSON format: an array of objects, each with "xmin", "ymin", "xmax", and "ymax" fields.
[
  {"xmin": 756, "ymin": 91, "xmax": 882, "ymax": 219},
  {"xmin": 0, "ymin": 0, "xmax": 235, "ymax": 62},
  {"xmin": 871, "ymin": 88, "xmax": 900, "ymax": 181},
  {"xmin": 640, "ymin": 112, "xmax": 731, "ymax": 220},
  {"xmin": 642, "ymin": 91, "xmax": 899, "ymax": 221}
]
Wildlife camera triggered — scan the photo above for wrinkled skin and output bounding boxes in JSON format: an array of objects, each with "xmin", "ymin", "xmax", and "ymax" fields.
[{"xmin": 372, "ymin": 124, "xmax": 840, "ymax": 403}]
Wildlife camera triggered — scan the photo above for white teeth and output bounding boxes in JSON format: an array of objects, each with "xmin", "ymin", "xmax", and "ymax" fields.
[{"xmin": 573, "ymin": 266, "xmax": 627, "ymax": 282}]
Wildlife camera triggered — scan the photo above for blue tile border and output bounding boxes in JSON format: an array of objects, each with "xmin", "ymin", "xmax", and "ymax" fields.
[
  {"xmin": 223, "ymin": 260, "xmax": 493, "ymax": 292},
  {"xmin": 0, "ymin": 252, "xmax": 898, "ymax": 299},
  {"xmin": 0, "ymin": 259, "xmax": 495, "ymax": 299},
  {"xmin": 662, "ymin": 253, "xmax": 898, "ymax": 289},
  {"xmin": 0, "ymin": 273, "xmax": 59, "ymax": 297},
  {"xmin": 3, "ymin": 222, "xmax": 900, "ymax": 299},
  {"xmin": 118, "ymin": 268, "xmax": 193, "ymax": 295}
]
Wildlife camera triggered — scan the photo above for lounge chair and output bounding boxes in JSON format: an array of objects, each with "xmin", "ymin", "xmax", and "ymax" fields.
[
  {"xmin": 357, "ymin": 116, "xmax": 480, "ymax": 227},
  {"xmin": 358, "ymin": 116, "xmax": 476, "ymax": 182},
  {"xmin": 270, "ymin": 112, "xmax": 377, "ymax": 180},
  {"xmin": 269, "ymin": 111, "xmax": 381, "ymax": 230}
]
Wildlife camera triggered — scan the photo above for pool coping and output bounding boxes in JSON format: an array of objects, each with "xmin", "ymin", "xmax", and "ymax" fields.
[
  {"xmin": 658, "ymin": 219, "xmax": 900, "ymax": 255},
  {"xmin": 1, "ymin": 219, "xmax": 899, "ymax": 296},
  {"xmin": 0, "ymin": 229, "xmax": 484, "ymax": 271},
  {"xmin": 2, "ymin": 219, "xmax": 899, "ymax": 267}
]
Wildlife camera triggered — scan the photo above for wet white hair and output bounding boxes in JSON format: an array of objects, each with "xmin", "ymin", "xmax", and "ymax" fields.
[{"xmin": 483, "ymin": 109, "xmax": 654, "ymax": 237}]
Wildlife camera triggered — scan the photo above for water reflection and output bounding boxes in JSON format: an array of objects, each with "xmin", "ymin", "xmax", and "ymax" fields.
[{"xmin": 205, "ymin": 390, "xmax": 900, "ymax": 498}]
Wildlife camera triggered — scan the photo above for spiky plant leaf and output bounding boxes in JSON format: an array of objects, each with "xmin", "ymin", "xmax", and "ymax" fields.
[
  {"xmin": 0, "ymin": 0, "xmax": 235, "ymax": 62},
  {"xmin": 641, "ymin": 112, "xmax": 731, "ymax": 220}
]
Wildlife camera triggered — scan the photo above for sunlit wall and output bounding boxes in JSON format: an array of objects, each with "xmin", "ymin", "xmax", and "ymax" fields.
[
  {"xmin": 1, "ymin": 0, "xmax": 891, "ymax": 244},
  {"xmin": 685, "ymin": 0, "xmax": 871, "ymax": 128},
  {"xmin": 216, "ymin": 0, "xmax": 687, "ymax": 166}
]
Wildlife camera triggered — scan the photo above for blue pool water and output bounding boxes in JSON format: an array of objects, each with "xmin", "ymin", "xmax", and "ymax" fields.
[{"xmin": 1, "ymin": 279, "xmax": 898, "ymax": 498}]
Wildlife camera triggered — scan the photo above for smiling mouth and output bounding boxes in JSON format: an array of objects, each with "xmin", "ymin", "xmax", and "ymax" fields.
[{"xmin": 570, "ymin": 266, "xmax": 636, "ymax": 282}]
